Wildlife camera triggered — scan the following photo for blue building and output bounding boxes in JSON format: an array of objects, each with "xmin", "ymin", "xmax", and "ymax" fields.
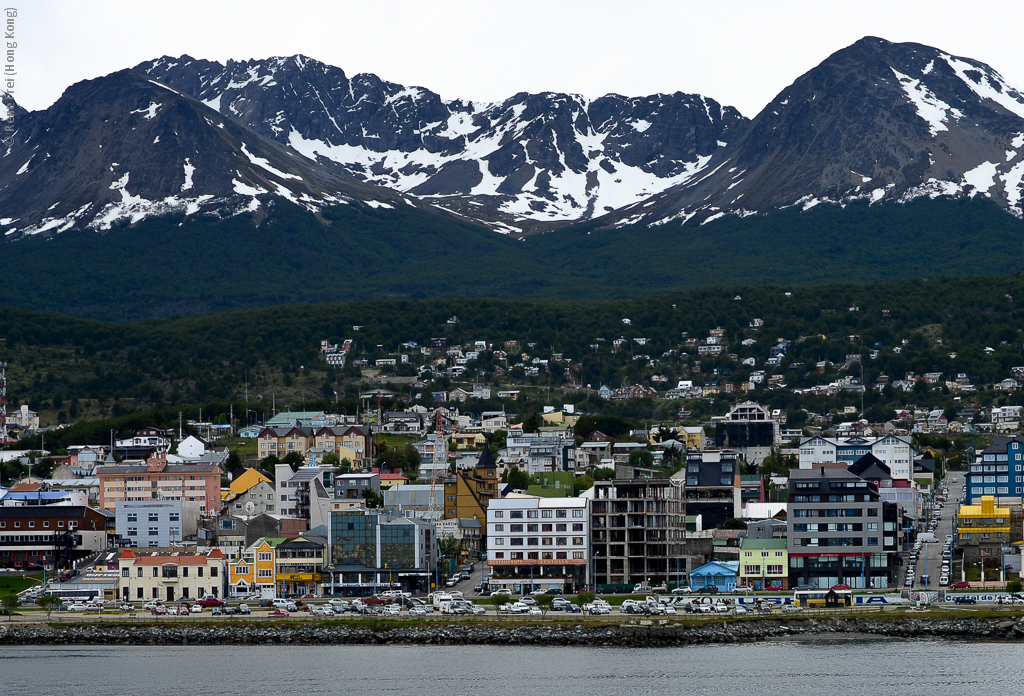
[
  {"xmin": 689, "ymin": 560, "xmax": 739, "ymax": 592},
  {"xmin": 966, "ymin": 436, "xmax": 1024, "ymax": 504}
]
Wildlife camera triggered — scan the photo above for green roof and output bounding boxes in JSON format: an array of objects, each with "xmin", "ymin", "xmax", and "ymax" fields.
[
  {"xmin": 739, "ymin": 537, "xmax": 787, "ymax": 550},
  {"xmin": 266, "ymin": 411, "xmax": 325, "ymax": 426}
]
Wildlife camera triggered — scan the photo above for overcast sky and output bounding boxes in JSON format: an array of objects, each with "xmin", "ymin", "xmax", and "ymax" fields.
[{"xmin": 18, "ymin": 1, "xmax": 1024, "ymax": 117}]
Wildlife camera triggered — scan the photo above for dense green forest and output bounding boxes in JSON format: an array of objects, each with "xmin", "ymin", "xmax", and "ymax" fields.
[
  {"xmin": 6, "ymin": 272, "xmax": 1024, "ymax": 435},
  {"xmin": 0, "ymin": 196, "xmax": 1021, "ymax": 320}
]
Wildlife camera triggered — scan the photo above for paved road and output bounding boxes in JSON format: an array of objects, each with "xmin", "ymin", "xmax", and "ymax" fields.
[{"xmin": 911, "ymin": 472, "xmax": 962, "ymax": 590}]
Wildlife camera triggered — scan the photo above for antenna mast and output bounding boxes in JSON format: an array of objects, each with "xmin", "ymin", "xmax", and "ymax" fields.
[
  {"xmin": 429, "ymin": 408, "xmax": 447, "ymax": 518},
  {"xmin": 0, "ymin": 362, "xmax": 8, "ymax": 445}
]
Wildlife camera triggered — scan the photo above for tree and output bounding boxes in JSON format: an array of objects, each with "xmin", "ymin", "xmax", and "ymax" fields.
[
  {"xmin": 282, "ymin": 451, "xmax": 304, "ymax": 469},
  {"xmin": 362, "ymin": 488, "xmax": 384, "ymax": 508},
  {"xmin": 522, "ymin": 412, "xmax": 543, "ymax": 433},
  {"xmin": 488, "ymin": 594, "xmax": 506, "ymax": 616},
  {"xmin": 534, "ymin": 593, "xmax": 554, "ymax": 615},
  {"xmin": 322, "ymin": 453, "xmax": 340, "ymax": 468},
  {"xmin": 503, "ymin": 467, "xmax": 530, "ymax": 490},
  {"xmin": 592, "ymin": 467, "xmax": 616, "ymax": 481},
  {"xmin": 575, "ymin": 591, "xmax": 596, "ymax": 611},
  {"xmin": 572, "ymin": 475, "xmax": 594, "ymax": 496},
  {"xmin": 1, "ymin": 593, "xmax": 20, "ymax": 620},
  {"xmin": 224, "ymin": 451, "xmax": 243, "ymax": 474},
  {"xmin": 258, "ymin": 454, "xmax": 280, "ymax": 473},
  {"xmin": 721, "ymin": 518, "xmax": 747, "ymax": 530},
  {"xmin": 628, "ymin": 449, "xmax": 654, "ymax": 467},
  {"xmin": 438, "ymin": 533, "xmax": 462, "ymax": 562},
  {"xmin": 1008, "ymin": 579, "xmax": 1023, "ymax": 594},
  {"xmin": 37, "ymin": 594, "xmax": 62, "ymax": 619}
]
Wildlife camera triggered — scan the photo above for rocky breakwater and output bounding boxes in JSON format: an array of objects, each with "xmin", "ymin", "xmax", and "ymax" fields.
[{"xmin": 3, "ymin": 616, "xmax": 1024, "ymax": 647}]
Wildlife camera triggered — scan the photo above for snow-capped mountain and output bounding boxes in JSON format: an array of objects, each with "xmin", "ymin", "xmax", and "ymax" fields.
[
  {"xmin": 0, "ymin": 69, "xmax": 411, "ymax": 238},
  {"xmin": 608, "ymin": 37, "xmax": 1024, "ymax": 228},
  {"xmin": 139, "ymin": 55, "xmax": 746, "ymax": 233}
]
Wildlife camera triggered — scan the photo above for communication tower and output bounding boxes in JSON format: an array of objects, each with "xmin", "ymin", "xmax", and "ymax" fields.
[
  {"xmin": 428, "ymin": 408, "xmax": 447, "ymax": 517},
  {"xmin": 0, "ymin": 362, "xmax": 8, "ymax": 445}
]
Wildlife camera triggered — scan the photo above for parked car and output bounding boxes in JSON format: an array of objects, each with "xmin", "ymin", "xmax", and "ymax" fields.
[
  {"xmin": 211, "ymin": 607, "xmax": 223, "ymax": 616},
  {"xmin": 953, "ymin": 596, "xmax": 976, "ymax": 605},
  {"xmin": 191, "ymin": 604, "xmax": 203, "ymax": 613},
  {"xmin": 272, "ymin": 599, "xmax": 298, "ymax": 612},
  {"xmin": 197, "ymin": 596, "xmax": 225, "ymax": 608},
  {"xmin": 830, "ymin": 584, "xmax": 851, "ymax": 591},
  {"xmin": 794, "ymin": 584, "xmax": 813, "ymax": 592},
  {"xmin": 119, "ymin": 603, "xmax": 135, "ymax": 612},
  {"xmin": 272, "ymin": 608, "xmax": 291, "ymax": 616},
  {"xmin": 782, "ymin": 604, "xmax": 804, "ymax": 613},
  {"xmin": 151, "ymin": 605, "xmax": 168, "ymax": 615},
  {"xmin": 518, "ymin": 596, "xmax": 537, "ymax": 606},
  {"xmin": 951, "ymin": 581, "xmax": 971, "ymax": 589},
  {"xmin": 176, "ymin": 606, "xmax": 190, "ymax": 616},
  {"xmin": 238, "ymin": 604, "xmax": 251, "ymax": 615},
  {"xmin": 528, "ymin": 607, "xmax": 542, "ymax": 616}
]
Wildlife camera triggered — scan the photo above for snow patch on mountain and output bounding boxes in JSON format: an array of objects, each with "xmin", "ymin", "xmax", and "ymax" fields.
[
  {"xmin": 943, "ymin": 54, "xmax": 1024, "ymax": 120},
  {"xmin": 891, "ymin": 68, "xmax": 955, "ymax": 136},
  {"xmin": 963, "ymin": 161, "xmax": 998, "ymax": 195}
]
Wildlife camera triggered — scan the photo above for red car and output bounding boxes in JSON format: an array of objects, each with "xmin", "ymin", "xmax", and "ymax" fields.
[
  {"xmin": 951, "ymin": 581, "xmax": 971, "ymax": 589},
  {"xmin": 272, "ymin": 609, "xmax": 291, "ymax": 616},
  {"xmin": 197, "ymin": 596, "xmax": 225, "ymax": 608},
  {"xmin": 830, "ymin": 584, "xmax": 851, "ymax": 590}
]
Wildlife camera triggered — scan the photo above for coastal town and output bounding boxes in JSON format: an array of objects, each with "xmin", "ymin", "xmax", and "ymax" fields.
[{"xmin": 3, "ymin": 357, "xmax": 1024, "ymax": 622}]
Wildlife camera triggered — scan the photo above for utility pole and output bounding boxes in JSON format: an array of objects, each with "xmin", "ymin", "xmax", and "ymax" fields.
[{"xmin": 0, "ymin": 362, "xmax": 8, "ymax": 445}]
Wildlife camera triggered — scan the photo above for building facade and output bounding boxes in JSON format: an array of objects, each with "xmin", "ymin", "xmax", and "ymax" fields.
[
  {"xmin": 116, "ymin": 549, "xmax": 226, "ymax": 602},
  {"xmin": 0, "ymin": 505, "xmax": 110, "ymax": 570},
  {"xmin": 486, "ymin": 496, "xmax": 589, "ymax": 594},
  {"xmin": 590, "ymin": 477, "xmax": 684, "ymax": 589},
  {"xmin": 96, "ymin": 453, "xmax": 222, "ymax": 513},
  {"xmin": 738, "ymin": 537, "xmax": 789, "ymax": 590},
  {"xmin": 327, "ymin": 507, "xmax": 436, "ymax": 595},
  {"xmin": 966, "ymin": 437, "xmax": 1024, "ymax": 505},
  {"xmin": 798, "ymin": 435, "xmax": 914, "ymax": 480},
  {"xmin": 115, "ymin": 500, "xmax": 185, "ymax": 547},
  {"xmin": 788, "ymin": 468, "xmax": 903, "ymax": 589}
]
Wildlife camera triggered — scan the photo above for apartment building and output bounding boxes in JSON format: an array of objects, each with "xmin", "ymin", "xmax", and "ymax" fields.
[
  {"xmin": 956, "ymin": 496, "xmax": 1022, "ymax": 565},
  {"xmin": 116, "ymin": 549, "xmax": 226, "ymax": 603},
  {"xmin": 798, "ymin": 434, "xmax": 914, "ymax": 480},
  {"xmin": 0, "ymin": 505, "xmax": 110, "ymax": 570},
  {"xmin": 590, "ymin": 476, "xmax": 684, "ymax": 589},
  {"xmin": 96, "ymin": 452, "xmax": 222, "ymax": 513},
  {"xmin": 327, "ymin": 507, "xmax": 436, "ymax": 594},
  {"xmin": 788, "ymin": 467, "xmax": 903, "ymax": 589},
  {"xmin": 486, "ymin": 496, "xmax": 589, "ymax": 594},
  {"xmin": 738, "ymin": 537, "xmax": 789, "ymax": 590},
  {"xmin": 115, "ymin": 500, "xmax": 188, "ymax": 547},
  {"xmin": 442, "ymin": 448, "xmax": 498, "ymax": 522},
  {"xmin": 680, "ymin": 450, "xmax": 742, "ymax": 529},
  {"xmin": 966, "ymin": 437, "xmax": 1024, "ymax": 504}
]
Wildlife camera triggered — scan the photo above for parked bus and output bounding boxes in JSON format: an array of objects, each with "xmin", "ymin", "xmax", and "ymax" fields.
[{"xmin": 793, "ymin": 589, "xmax": 853, "ymax": 608}]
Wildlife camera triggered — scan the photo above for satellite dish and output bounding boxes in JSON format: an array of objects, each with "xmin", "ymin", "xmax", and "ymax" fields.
[{"xmin": 245, "ymin": 502, "xmax": 255, "ymax": 517}]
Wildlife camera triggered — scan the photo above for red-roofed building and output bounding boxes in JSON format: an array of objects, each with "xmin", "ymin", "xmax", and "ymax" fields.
[{"xmin": 116, "ymin": 548, "xmax": 226, "ymax": 603}]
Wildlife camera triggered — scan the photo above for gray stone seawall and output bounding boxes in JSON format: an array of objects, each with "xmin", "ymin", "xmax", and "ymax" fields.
[{"xmin": 3, "ymin": 617, "xmax": 1024, "ymax": 646}]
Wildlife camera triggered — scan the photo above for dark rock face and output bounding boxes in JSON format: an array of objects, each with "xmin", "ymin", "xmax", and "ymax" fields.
[
  {"xmin": 0, "ymin": 70, "xmax": 408, "ymax": 238},
  {"xmin": 607, "ymin": 37, "xmax": 1024, "ymax": 227},
  {"xmin": 139, "ymin": 55, "xmax": 745, "ymax": 232}
]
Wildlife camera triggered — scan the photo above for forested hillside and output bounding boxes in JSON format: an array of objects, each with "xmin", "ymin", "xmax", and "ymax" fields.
[{"xmin": 6, "ymin": 272, "xmax": 1024, "ymax": 435}]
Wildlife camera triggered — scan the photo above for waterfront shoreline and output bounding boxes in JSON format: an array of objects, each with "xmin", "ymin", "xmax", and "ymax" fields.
[{"xmin": 4, "ymin": 615, "xmax": 1024, "ymax": 647}]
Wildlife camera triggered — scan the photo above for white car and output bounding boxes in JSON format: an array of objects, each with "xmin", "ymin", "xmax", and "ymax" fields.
[
  {"xmin": 66, "ymin": 603, "xmax": 89, "ymax": 612},
  {"xmin": 328, "ymin": 599, "xmax": 350, "ymax": 609},
  {"xmin": 191, "ymin": 604, "xmax": 203, "ymax": 613},
  {"xmin": 671, "ymin": 586, "xmax": 693, "ymax": 594},
  {"xmin": 782, "ymin": 604, "xmax": 804, "ymax": 613},
  {"xmin": 529, "ymin": 607, "xmax": 542, "ymax": 615},
  {"xmin": 410, "ymin": 607, "xmax": 427, "ymax": 616}
]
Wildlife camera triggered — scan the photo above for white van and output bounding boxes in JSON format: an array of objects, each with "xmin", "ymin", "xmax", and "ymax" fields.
[
  {"xmin": 273, "ymin": 598, "xmax": 297, "ymax": 611},
  {"xmin": 918, "ymin": 533, "xmax": 938, "ymax": 543}
]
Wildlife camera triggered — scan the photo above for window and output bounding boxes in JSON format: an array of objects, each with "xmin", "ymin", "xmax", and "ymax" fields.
[
  {"xmin": 510, "ymin": 552, "xmax": 524, "ymax": 560},
  {"xmin": 149, "ymin": 527, "xmax": 159, "ymax": 536},
  {"xmin": 510, "ymin": 538, "xmax": 523, "ymax": 546},
  {"xmin": 149, "ymin": 513, "xmax": 159, "ymax": 522},
  {"xmin": 494, "ymin": 552, "xmax": 505, "ymax": 559},
  {"xmin": 527, "ymin": 510, "xmax": 539, "ymax": 518},
  {"xmin": 572, "ymin": 537, "xmax": 583, "ymax": 545},
  {"xmin": 542, "ymin": 510, "xmax": 553, "ymax": 518},
  {"xmin": 127, "ymin": 513, "xmax": 138, "ymax": 522},
  {"xmin": 867, "ymin": 523, "xmax": 878, "ymax": 531},
  {"xmin": 766, "ymin": 565, "xmax": 783, "ymax": 575},
  {"xmin": 556, "ymin": 510, "xmax": 567, "ymax": 518},
  {"xmin": 556, "ymin": 537, "xmax": 567, "ymax": 546},
  {"xmin": 572, "ymin": 509, "xmax": 584, "ymax": 518},
  {"xmin": 572, "ymin": 551, "xmax": 584, "ymax": 560},
  {"xmin": 527, "ymin": 524, "xmax": 539, "ymax": 532},
  {"xmin": 510, "ymin": 511, "xmax": 522, "ymax": 519},
  {"xmin": 494, "ymin": 538, "xmax": 504, "ymax": 545},
  {"xmin": 572, "ymin": 523, "xmax": 583, "ymax": 532},
  {"xmin": 556, "ymin": 523, "xmax": 567, "ymax": 532},
  {"xmin": 28, "ymin": 522, "xmax": 34, "ymax": 528},
  {"xmin": 183, "ymin": 567, "xmax": 189, "ymax": 577},
  {"xmin": 211, "ymin": 567, "xmax": 217, "ymax": 578},
  {"xmin": 541, "ymin": 524, "xmax": 552, "ymax": 532},
  {"xmin": 510, "ymin": 524, "xmax": 523, "ymax": 533},
  {"xmin": 494, "ymin": 511, "xmax": 504, "ymax": 518},
  {"xmin": 494, "ymin": 524, "xmax": 504, "ymax": 532},
  {"xmin": 127, "ymin": 527, "xmax": 138, "ymax": 537},
  {"xmin": 867, "ymin": 537, "xmax": 878, "ymax": 546},
  {"xmin": 138, "ymin": 568, "xmax": 144, "ymax": 577},
  {"xmin": 542, "ymin": 538, "xmax": 553, "ymax": 545},
  {"xmin": 122, "ymin": 569, "xmax": 129, "ymax": 577}
]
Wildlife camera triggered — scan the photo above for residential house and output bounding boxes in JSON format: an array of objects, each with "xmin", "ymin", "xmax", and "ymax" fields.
[
  {"xmin": 689, "ymin": 560, "xmax": 739, "ymax": 592},
  {"xmin": 228, "ymin": 537, "xmax": 286, "ymax": 597},
  {"xmin": 738, "ymin": 538, "xmax": 789, "ymax": 590},
  {"xmin": 797, "ymin": 434, "xmax": 914, "ymax": 480}
]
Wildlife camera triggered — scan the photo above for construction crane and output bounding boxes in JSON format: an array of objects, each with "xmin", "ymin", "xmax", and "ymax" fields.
[{"xmin": 428, "ymin": 408, "xmax": 447, "ymax": 517}]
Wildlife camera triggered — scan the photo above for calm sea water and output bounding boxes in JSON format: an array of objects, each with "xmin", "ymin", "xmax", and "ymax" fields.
[{"xmin": 0, "ymin": 640, "xmax": 1014, "ymax": 695}]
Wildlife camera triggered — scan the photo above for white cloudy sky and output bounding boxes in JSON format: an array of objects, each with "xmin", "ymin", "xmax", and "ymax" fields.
[{"xmin": 18, "ymin": 0, "xmax": 1024, "ymax": 116}]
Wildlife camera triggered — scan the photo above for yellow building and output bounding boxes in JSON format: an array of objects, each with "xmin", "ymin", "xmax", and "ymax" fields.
[
  {"xmin": 738, "ymin": 538, "xmax": 789, "ymax": 591},
  {"xmin": 228, "ymin": 537, "xmax": 286, "ymax": 597},
  {"xmin": 221, "ymin": 467, "xmax": 272, "ymax": 504},
  {"xmin": 443, "ymin": 448, "xmax": 498, "ymax": 522},
  {"xmin": 257, "ymin": 426, "xmax": 314, "ymax": 459},
  {"xmin": 541, "ymin": 410, "xmax": 581, "ymax": 427},
  {"xmin": 958, "ymin": 496, "xmax": 1016, "ymax": 565},
  {"xmin": 452, "ymin": 432, "xmax": 486, "ymax": 450},
  {"xmin": 681, "ymin": 426, "xmax": 706, "ymax": 450}
]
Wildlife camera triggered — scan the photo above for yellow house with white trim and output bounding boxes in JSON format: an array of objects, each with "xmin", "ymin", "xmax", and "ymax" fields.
[{"xmin": 228, "ymin": 537, "xmax": 286, "ymax": 597}]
